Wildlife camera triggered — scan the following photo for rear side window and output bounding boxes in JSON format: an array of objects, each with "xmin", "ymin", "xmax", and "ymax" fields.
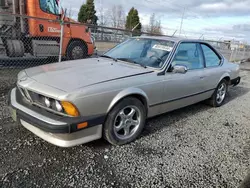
[{"xmin": 201, "ymin": 44, "xmax": 221, "ymax": 67}]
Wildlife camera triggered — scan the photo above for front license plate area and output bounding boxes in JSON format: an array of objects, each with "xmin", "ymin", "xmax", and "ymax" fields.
[{"xmin": 9, "ymin": 107, "xmax": 17, "ymax": 122}]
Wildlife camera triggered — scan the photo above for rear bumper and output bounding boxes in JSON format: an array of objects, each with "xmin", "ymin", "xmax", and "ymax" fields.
[
  {"xmin": 231, "ymin": 77, "xmax": 241, "ymax": 86},
  {"xmin": 9, "ymin": 88, "xmax": 104, "ymax": 147}
]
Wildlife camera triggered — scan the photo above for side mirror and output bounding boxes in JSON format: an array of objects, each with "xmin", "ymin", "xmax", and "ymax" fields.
[{"xmin": 172, "ymin": 65, "xmax": 188, "ymax": 74}]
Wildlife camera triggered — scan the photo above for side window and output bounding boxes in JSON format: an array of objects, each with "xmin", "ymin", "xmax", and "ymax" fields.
[
  {"xmin": 40, "ymin": 0, "xmax": 59, "ymax": 15},
  {"xmin": 172, "ymin": 43, "xmax": 204, "ymax": 70},
  {"xmin": 201, "ymin": 44, "xmax": 221, "ymax": 67}
]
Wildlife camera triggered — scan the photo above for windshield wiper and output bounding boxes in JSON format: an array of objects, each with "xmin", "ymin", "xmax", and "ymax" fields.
[
  {"xmin": 100, "ymin": 55, "xmax": 118, "ymax": 62},
  {"xmin": 117, "ymin": 58, "xmax": 147, "ymax": 68}
]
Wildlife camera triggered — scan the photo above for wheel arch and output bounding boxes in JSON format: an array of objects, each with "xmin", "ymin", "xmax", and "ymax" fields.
[
  {"xmin": 107, "ymin": 88, "xmax": 149, "ymax": 115},
  {"xmin": 219, "ymin": 73, "xmax": 230, "ymax": 85}
]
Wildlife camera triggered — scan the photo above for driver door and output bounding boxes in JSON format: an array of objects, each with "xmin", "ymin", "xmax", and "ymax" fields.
[{"xmin": 160, "ymin": 42, "xmax": 208, "ymax": 113}]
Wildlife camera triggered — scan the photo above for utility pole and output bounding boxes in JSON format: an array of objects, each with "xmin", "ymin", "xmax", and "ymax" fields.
[
  {"xmin": 172, "ymin": 30, "xmax": 177, "ymax": 36},
  {"xmin": 179, "ymin": 8, "xmax": 185, "ymax": 37}
]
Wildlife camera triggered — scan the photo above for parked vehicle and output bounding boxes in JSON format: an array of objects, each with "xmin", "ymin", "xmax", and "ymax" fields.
[
  {"xmin": 9, "ymin": 36, "xmax": 241, "ymax": 147},
  {"xmin": 0, "ymin": 0, "xmax": 94, "ymax": 59}
]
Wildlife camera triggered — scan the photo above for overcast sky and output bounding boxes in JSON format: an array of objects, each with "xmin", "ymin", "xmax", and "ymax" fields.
[{"xmin": 61, "ymin": 0, "xmax": 250, "ymax": 42}]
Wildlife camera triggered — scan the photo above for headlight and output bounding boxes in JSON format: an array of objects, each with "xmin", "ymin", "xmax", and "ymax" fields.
[
  {"xmin": 45, "ymin": 99, "xmax": 79, "ymax": 116},
  {"xmin": 45, "ymin": 98, "xmax": 64, "ymax": 113},
  {"xmin": 55, "ymin": 100, "xmax": 63, "ymax": 112},
  {"xmin": 45, "ymin": 97, "xmax": 51, "ymax": 108},
  {"xmin": 27, "ymin": 91, "xmax": 80, "ymax": 117}
]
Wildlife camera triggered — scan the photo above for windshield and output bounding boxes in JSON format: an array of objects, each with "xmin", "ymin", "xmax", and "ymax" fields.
[
  {"xmin": 104, "ymin": 38, "xmax": 175, "ymax": 68},
  {"xmin": 40, "ymin": 0, "xmax": 60, "ymax": 15}
]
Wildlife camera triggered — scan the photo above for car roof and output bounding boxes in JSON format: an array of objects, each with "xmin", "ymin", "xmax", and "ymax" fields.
[{"xmin": 135, "ymin": 35, "xmax": 206, "ymax": 44}]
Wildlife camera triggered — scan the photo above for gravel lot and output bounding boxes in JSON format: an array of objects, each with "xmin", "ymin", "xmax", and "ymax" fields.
[{"xmin": 0, "ymin": 64, "xmax": 250, "ymax": 188}]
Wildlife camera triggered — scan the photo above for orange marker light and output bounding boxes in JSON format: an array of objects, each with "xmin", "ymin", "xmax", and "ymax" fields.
[
  {"xmin": 77, "ymin": 122, "xmax": 88, "ymax": 129},
  {"xmin": 61, "ymin": 101, "xmax": 80, "ymax": 117}
]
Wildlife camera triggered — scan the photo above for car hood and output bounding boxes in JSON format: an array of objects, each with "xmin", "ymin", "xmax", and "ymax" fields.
[{"xmin": 24, "ymin": 58, "xmax": 152, "ymax": 92}]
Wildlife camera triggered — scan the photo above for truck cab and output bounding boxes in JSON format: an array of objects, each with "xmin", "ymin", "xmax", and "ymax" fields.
[{"xmin": 0, "ymin": 0, "xmax": 94, "ymax": 59}]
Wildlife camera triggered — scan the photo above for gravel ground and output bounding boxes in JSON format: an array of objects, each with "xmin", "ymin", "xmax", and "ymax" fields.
[{"xmin": 0, "ymin": 66, "xmax": 250, "ymax": 188}]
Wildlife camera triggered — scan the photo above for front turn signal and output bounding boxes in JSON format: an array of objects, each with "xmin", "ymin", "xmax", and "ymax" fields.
[{"xmin": 61, "ymin": 101, "xmax": 80, "ymax": 117}]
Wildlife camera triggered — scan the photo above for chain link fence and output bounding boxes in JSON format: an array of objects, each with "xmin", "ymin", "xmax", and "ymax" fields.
[
  {"xmin": 91, "ymin": 27, "xmax": 250, "ymax": 62},
  {"xmin": 1, "ymin": 14, "xmax": 60, "ymax": 94},
  {"xmin": 0, "ymin": 13, "xmax": 93, "ymax": 92},
  {"xmin": 1, "ymin": 13, "xmax": 250, "ymax": 124},
  {"xmin": 0, "ymin": 13, "xmax": 63, "ymax": 124},
  {"xmin": 229, "ymin": 46, "xmax": 250, "ymax": 62}
]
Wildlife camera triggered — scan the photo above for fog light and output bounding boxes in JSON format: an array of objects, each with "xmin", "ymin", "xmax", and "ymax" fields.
[
  {"xmin": 45, "ymin": 97, "xmax": 51, "ymax": 108},
  {"xmin": 55, "ymin": 101, "xmax": 63, "ymax": 112}
]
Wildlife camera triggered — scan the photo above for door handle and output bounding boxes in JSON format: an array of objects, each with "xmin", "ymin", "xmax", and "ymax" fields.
[{"xmin": 200, "ymin": 76, "xmax": 206, "ymax": 79}]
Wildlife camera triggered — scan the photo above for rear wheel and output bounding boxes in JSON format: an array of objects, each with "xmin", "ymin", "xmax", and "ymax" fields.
[
  {"xmin": 208, "ymin": 79, "xmax": 228, "ymax": 107},
  {"xmin": 6, "ymin": 39, "xmax": 24, "ymax": 57},
  {"xmin": 67, "ymin": 41, "xmax": 88, "ymax": 60},
  {"xmin": 103, "ymin": 97, "xmax": 146, "ymax": 145}
]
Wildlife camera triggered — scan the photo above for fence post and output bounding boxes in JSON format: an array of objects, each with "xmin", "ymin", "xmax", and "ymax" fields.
[
  {"xmin": 235, "ymin": 47, "xmax": 238, "ymax": 62},
  {"xmin": 101, "ymin": 26, "xmax": 104, "ymax": 41},
  {"xmin": 243, "ymin": 46, "xmax": 246, "ymax": 60},
  {"xmin": 229, "ymin": 49, "xmax": 234, "ymax": 62},
  {"xmin": 59, "ymin": 21, "xmax": 64, "ymax": 63}
]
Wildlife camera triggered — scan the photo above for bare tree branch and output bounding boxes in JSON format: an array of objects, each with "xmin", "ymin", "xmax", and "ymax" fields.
[
  {"xmin": 96, "ymin": 2, "xmax": 108, "ymax": 26},
  {"xmin": 144, "ymin": 13, "xmax": 163, "ymax": 35},
  {"xmin": 67, "ymin": 6, "xmax": 73, "ymax": 18},
  {"xmin": 108, "ymin": 5, "xmax": 126, "ymax": 28}
]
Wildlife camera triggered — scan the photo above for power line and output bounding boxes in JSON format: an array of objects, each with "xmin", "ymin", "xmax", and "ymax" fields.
[{"xmin": 179, "ymin": 7, "xmax": 185, "ymax": 36}]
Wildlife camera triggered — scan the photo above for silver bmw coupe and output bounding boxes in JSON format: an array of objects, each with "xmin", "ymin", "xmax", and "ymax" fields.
[{"xmin": 9, "ymin": 36, "xmax": 241, "ymax": 147}]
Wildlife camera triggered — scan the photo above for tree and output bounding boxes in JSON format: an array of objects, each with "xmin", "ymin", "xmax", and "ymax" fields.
[
  {"xmin": 145, "ymin": 13, "xmax": 163, "ymax": 35},
  {"xmin": 125, "ymin": 7, "xmax": 142, "ymax": 32},
  {"xmin": 97, "ymin": 5, "xmax": 108, "ymax": 26},
  {"xmin": 78, "ymin": 0, "xmax": 98, "ymax": 25},
  {"xmin": 66, "ymin": 6, "xmax": 73, "ymax": 18},
  {"xmin": 109, "ymin": 5, "xmax": 126, "ymax": 28}
]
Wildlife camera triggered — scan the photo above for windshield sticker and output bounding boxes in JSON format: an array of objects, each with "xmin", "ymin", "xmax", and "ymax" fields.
[{"xmin": 152, "ymin": 44, "xmax": 173, "ymax": 51}]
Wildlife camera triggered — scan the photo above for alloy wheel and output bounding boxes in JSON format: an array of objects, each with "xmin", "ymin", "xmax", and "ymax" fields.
[
  {"xmin": 113, "ymin": 106, "xmax": 141, "ymax": 140},
  {"xmin": 216, "ymin": 82, "xmax": 227, "ymax": 104}
]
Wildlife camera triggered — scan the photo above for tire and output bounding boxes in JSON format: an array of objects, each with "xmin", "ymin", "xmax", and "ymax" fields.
[
  {"xmin": 103, "ymin": 97, "xmax": 146, "ymax": 145},
  {"xmin": 6, "ymin": 40, "xmax": 25, "ymax": 57},
  {"xmin": 67, "ymin": 41, "xmax": 88, "ymax": 60},
  {"xmin": 208, "ymin": 79, "xmax": 228, "ymax": 107}
]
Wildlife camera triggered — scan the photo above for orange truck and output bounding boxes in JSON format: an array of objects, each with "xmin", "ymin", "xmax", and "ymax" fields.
[{"xmin": 0, "ymin": 0, "xmax": 95, "ymax": 60}]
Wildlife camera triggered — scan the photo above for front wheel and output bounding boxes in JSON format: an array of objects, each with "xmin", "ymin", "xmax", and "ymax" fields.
[
  {"xmin": 208, "ymin": 79, "xmax": 228, "ymax": 107},
  {"xmin": 67, "ymin": 41, "xmax": 88, "ymax": 60},
  {"xmin": 103, "ymin": 97, "xmax": 146, "ymax": 145}
]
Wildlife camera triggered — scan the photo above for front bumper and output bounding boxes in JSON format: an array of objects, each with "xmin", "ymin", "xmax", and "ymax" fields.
[
  {"xmin": 231, "ymin": 77, "xmax": 241, "ymax": 86},
  {"xmin": 9, "ymin": 88, "xmax": 104, "ymax": 147}
]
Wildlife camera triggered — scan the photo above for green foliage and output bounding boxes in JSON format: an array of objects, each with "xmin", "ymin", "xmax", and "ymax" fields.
[
  {"xmin": 125, "ymin": 7, "xmax": 142, "ymax": 33},
  {"xmin": 78, "ymin": 0, "xmax": 98, "ymax": 25},
  {"xmin": 78, "ymin": 4, "xmax": 87, "ymax": 22}
]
